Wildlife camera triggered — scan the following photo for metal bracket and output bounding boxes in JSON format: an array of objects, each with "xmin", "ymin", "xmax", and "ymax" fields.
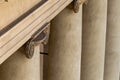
[
  {"xmin": 73, "ymin": 0, "xmax": 87, "ymax": 13},
  {"xmin": 25, "ymin": 23, "xmax": 50, "ymax": 59}
]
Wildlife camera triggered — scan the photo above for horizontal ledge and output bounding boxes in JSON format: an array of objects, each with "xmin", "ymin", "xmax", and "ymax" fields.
[
  {"xmin": 0, "ymin": 0, "xmax": 72, "ymax": 64},
  {"xmin": 0, "ymin": 0, "xmax": 48, "ymax": 36}
]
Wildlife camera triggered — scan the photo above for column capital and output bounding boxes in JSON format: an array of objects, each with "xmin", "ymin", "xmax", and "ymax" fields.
[
  {"xmin": 73, "ymin": 0, "xmax": 87, "ymax": 13},
  {"xmin": 25, "ymin": 23, "xmax": 50, "ymax": 59}
]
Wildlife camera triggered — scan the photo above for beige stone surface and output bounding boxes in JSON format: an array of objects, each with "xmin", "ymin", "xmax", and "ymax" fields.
[
  {"xmin": 0, "ymin": 0, "xmax": 41, "ymax": 30},
  {"xmin": 0, "ymin": 0, "xmax": 6, "ymax": 3},
  {"xmin": 43, "ymin": 55, "xmax": 48, "ymax": 80},
  {"xmin": 0, "ymin": 0, "xmax": 72, "ymax": 64},
  {"xmin": 47, "ymin": 5, "xmax": 82, "ymax": 80},
  {"xmin": 0, "ymin": 46, "xmax": 40, "ymax": 80},
  {"xmin": 81, "ymin": 0, "xmax": 107, "ymax": 80},
  {"xmin": 104, "ymin": 0, "xmax": 120, "ymax": 80},
  {"xmin": 40, "ymin": 54, "xmax": 48, "ymax": 80},
  {"xmin": 40, "ymin": 54, "xmax": 43, "ymax": 80}
]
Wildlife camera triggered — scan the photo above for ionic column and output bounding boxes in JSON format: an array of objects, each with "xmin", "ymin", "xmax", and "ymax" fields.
[
  {"xmin": 47, "ymin": 5, "xmax": 82, "ymax": 80},
  {"xmin": 0, "ymin": 45, "xmax": 40, "ymax": 80},
  {"xmin": 81, "ymin": 0, "xmax": 107, "ymax": 80},
  {"xmin": 104, "ymin": 0, "xmax": 120, "ymax": 80}
]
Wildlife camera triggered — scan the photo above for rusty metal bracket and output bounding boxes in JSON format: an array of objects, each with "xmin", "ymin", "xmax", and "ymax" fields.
[
  {"xmin": 73, "ymin": 0, "xmax": 87, "ymax": 13},
  {"xmin": 25, "ymin": 23, "xmax": 50, "ymax": 59}
]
